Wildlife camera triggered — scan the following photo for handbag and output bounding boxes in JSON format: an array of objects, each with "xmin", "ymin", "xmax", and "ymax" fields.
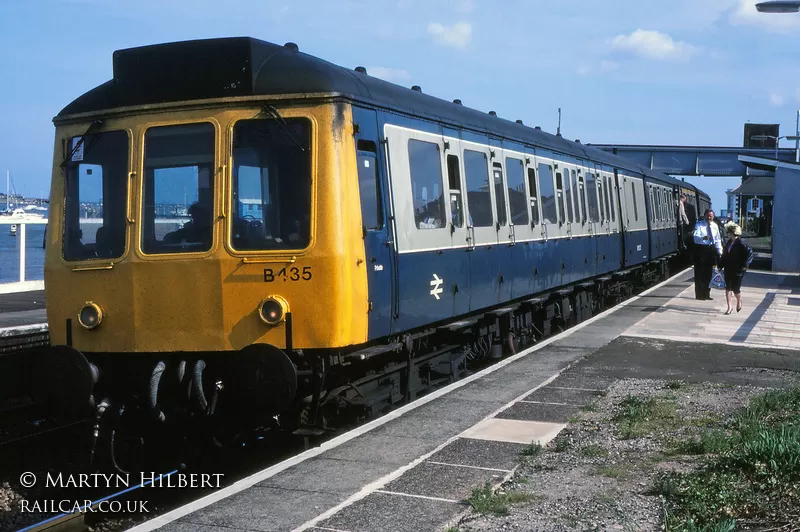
[{"xmin": 710, "ymin": 268, "xmax": 726, "ymax": 290}]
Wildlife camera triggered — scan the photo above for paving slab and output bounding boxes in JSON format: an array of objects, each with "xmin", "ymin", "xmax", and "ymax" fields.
[
  {"xmin": 383, "ymin": 461, "xmax": 503, "ymax": 500},
  {"xmin": 427, "ymin": 438, "xmax": 526, "ymax": 471},
  {"xmin": 496, "ymin": 401, "xmax": 581, "ymax": 423},
  {"xmin": 318, "ymin": 491, "xmax": 466, "ymax": 532}
]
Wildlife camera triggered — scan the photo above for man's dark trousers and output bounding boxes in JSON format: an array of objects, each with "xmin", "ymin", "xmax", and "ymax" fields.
[{"xmin": 694, "ymin": 245, "xmax": 717, "ymax": 300}]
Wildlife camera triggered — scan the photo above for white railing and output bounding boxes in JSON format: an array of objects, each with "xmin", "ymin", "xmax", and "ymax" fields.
[{"xmin": 0, "ymin": 217, "xmax": 47, "ymax": 290}]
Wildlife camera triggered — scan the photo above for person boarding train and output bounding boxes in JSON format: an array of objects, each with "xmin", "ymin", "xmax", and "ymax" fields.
[{"xmin": 692, "ymin": 209, "xmax": 723, "ymax": 300}]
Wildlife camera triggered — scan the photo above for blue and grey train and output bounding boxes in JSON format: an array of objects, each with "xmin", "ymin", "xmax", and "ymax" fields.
[{"xmin": 42, "ymin": 37, "xmax": 710, "ymax": 462}]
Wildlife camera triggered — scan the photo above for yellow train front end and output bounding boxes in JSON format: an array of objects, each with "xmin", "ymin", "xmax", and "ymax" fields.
[{"xmin": 44, "ymin": 99, "xmax": 368, "ymax": 461}]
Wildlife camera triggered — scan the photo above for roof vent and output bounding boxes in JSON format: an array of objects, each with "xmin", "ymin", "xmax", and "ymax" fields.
[
  {"xmin": 453, "ymin": 99, "xmax": 462, "ymax": 105},
  {"xmin": 534, "ymin": 126, "xmax": 542, "ymax": 131},
  {"xmin": 489, "ymin": 111, "xmax": 497, "ymax": 116},
  {"xmin": 556, "ymin": 132, "xmax": 562, "ymax": 137},
  {"xmin": 516, "ymin": 119, "xmax": 524, "ymax": 125},
  {"xmin": 284, "ymin": 42, "xmax": 299, "ymax": 52},
  {"xmin": 355, "ymin": 66, "xmax": 367, "ymax": 74},
  {"xmin": 575, "ymin": 139, "xmax": 581, "ymax": 143},
  {"xmin": 411, "ymin": 85, "xmax": 422, "ymax": 92}
]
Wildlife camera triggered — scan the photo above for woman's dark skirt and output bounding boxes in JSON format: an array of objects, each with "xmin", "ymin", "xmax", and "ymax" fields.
[{"xmin": 724, "ymin": 268, "xmax": 745, "ymax": 294}]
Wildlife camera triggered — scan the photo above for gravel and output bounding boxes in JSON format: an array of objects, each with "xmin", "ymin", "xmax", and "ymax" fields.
[{"xmin": 453, "ymin": 376, "xmax": 797, "ymax": 532}]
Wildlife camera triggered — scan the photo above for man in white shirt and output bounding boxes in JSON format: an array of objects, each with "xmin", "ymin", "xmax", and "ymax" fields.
[{"xmin": 692, "ymin": 208, "xmax": 723, "ymax": 300}]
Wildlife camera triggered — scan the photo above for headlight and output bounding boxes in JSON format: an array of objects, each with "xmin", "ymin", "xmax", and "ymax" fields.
[
  {"xmin": 78, "ymin": 302, "xmax": 104, "ymax": 330},
  {"xmin": 259, "ymin": 295, "xmax": 289, "ymax": 325}
]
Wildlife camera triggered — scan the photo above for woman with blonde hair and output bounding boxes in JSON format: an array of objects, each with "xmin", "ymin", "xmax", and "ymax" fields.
[{"xmin": 720, "ymin": 222, "xmax": 753, "ymax": 315}]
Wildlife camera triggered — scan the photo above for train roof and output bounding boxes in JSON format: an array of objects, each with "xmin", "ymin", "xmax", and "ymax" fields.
[{"xmin": 57, "ymin": 37, "xmax": 702, "ymax": 193}]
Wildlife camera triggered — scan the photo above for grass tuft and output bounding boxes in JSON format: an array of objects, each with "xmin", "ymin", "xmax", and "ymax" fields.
[{"xmin": 467, "ymin": 482, "xmax": 532, "ymax": 516}]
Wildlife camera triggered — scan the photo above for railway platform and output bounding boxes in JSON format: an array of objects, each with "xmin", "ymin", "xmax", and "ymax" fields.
[{"xmin": 123, "ymin": 267, "xmax": 800, "ymax": 532}]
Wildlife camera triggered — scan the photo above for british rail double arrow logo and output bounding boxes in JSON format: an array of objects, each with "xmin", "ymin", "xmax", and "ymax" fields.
[{"xmin": 430, "ymin": 273, "xmax": 444, "ymax": 300}]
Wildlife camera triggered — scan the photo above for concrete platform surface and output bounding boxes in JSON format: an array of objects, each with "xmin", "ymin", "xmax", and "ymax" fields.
[{"xmin": 124, "ymin": 268, "xmax": 800, "ymax": 532}]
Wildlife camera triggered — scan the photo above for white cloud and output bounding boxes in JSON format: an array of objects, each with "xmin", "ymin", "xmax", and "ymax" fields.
[
  {"xmin": 427, "ymin": 22, "xmax": 472, "ymax": 49},
  {"xmin": 366, "ymin": 66, "xmax": 411, "ymax": 83},
  {"xmin": 577, "ymin": 60, "xmax": 619, "ymax": 76},
  {"xmin": 729, "ymin": 0, "xmax": 800, "ymax": 32},
  {"xmin": 770, "ymin": 92, "xmax": 786, "ymax": 106},
  {"xmin": 610, "ymin": 29, "xmax": 698, "ymax": 61}
]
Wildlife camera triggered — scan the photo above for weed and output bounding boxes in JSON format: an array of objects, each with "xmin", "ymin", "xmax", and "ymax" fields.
[
  {"xmin": 581, "ymin": 403, "xmax": 599, "ymax": 413},
  {"xmin": 553, "ymin": 437, "xmax": 572, "ymax": 453},
  {"xmin": 665, "ymin": 380, "xmax": 685, "ymax": 390},
  {"xmin": 658, "ymin": 386, "xmax": 800, "ymax": 530},
  {"xmin": 521, "ymin": 442, "xmax": 543, "ymax": 457},
  {"xmin": 672, "ymin": 429, "xmax": 731, "ymax": 456},
  {"xmin": 579, "ymin": 443, "xmax": 609, "ymax": 458},
  {"xmin": 613, "ymin": 395, "xmax": 679, "ymax": 439},
  {"xmin": 467, "ymin": 482, "xmax": 531, "ymax": 516}
]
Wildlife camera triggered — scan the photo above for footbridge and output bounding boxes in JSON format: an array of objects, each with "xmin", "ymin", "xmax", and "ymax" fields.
[{"xmin": 586, "ymin": 144, "xmax": 798, "ymax": 177}]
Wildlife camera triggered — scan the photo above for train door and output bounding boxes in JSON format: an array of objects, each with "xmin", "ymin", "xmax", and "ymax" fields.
[
  {"xmin": 504, "ymin": 150, "xmax": 534, "ymax": 299},
  {"xmin": 353, "ymin": 107, "xmax": 394, "ymax": 338},
  {"xmin": 442, "ymin": 128, "xmax": 471, "ymax": 317},
  {"xmin": 576, "ymin": 162, "xmax": 597, "ymax": 279},
  {"xmin": 490, "ymin": 147, "xmax": 513, "ymax": 303},
  {"xmin": 460, "ymin": 136, "xmax": 499, "ymax": 311}
]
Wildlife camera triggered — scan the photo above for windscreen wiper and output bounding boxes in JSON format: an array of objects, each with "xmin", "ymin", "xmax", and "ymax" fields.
[
  {"xmin": 260, "ymin": 105, "xmax": 306, "ymax": 152},
  {"xmin": 60, "ymin": 120, "xmax": 104, "ymax": 169}
]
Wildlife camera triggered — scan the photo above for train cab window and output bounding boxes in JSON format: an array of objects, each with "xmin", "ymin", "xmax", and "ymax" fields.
[
  {"xmin": 555, "ymin": 171, "xmax": 566, "ymax": 224},
  {"xmin": 357, "ymin": 148, "xmax": 382, "ymax": 231},
  {"xmin": 586, "ymin": 173, "xmax": 600, "ymax": 223},
  {"xmin": 230, "ymin": 118, "xmax": 312, "ymax": 251},
  {"xmin": 447, "ymin": 154, "xmax": 464, "ymax": 228},
  {"xmin": 63, "ymin": 130, "xmax": 129, "ymax": 261},
  {"xmin": 631, "ymin": 182, "xmax": 639, "ymax": 221},
  {"xmin": 492, "ymin": 163, "xmax": 507, "ymax": 227},
  {"xmin": 561, "ymin": 169, "xmax": 573, "ymax": 223},
  {"xmin": 408, "ymin": 139, "xmax": 445, "ymax": 230},
  {"xmin": 538, "ymin": 163, "xmax": 557, "ymax": 224},
  {"xmin": 140, "ymin": 123, "xmax": 215, "ymax": 255},
  {"xmin": 527, "ymin": 167, "xmax": 540, "ymax": 225},
  {"xmin": 464, "ymin": 150, "xmax": 493, "ymax": 227},
  {"xmin": 505, "ymin": 158, "xmax": 528, "ymax": 226},
  {"xmin": 578, "ymin": 172, "xmax": 587, "ymax": 224}
]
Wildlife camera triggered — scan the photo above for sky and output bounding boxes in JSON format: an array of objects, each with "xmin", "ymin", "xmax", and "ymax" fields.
[{"xmin": 1, "ymin": 0, "xmax": 800, "ymax": 212}]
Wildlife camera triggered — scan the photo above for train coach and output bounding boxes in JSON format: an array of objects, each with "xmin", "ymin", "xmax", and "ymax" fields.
[{"xmin": 41, "ymin": 37, "xmax": 711, "ymax": 469}]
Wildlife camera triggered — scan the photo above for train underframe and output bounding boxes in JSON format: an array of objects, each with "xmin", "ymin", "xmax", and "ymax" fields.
[{"xmin": 36, "ymin": 255, "xmax": 677, "ymax": 473}]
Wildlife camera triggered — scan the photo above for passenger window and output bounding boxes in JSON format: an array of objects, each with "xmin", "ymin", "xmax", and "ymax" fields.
[
  {"xmin": 589, "ymin": 174, "xmax": 606, "ymax": 225},
  {"xmin": 505, "ymin": 158, "xmax": 528, "ymax": 226},
  {"xmin": 357, "ymin": 150, "xmax": 382, "ymax": 231},
  {"xmin": 604, "ymin": 176, "xmax": 613, "ymax": 223},
  {"xmin": 492, "ymin": 163, "xmax": 507, "ymax": 227},
  {"xmin": 608, "ymin": 177, "xmax": 616, "ymax": 222},
  {"xmin": 578, "ymin": 172, "xmax": 587, "ymax": 224},
  {"xmin": 447, "ymin": 154, "xmax": 464, "ymax": 228},
  {"xmin": 408, "ymin": 139, "xmax": 445, "ymax": 230},
  {"xmin": 538, "ymin": 163, "xmax": 557, "ymax": 224},
  {"xmin": 555, "ymin": 171, "xmax": 565, "ymax": 224},
  {"xmin": 527, "ymin": 167, "xmax": 540, "ymax": 225},
  {"xmin": 631, "ymin": 181, "xmax": 639, "ymax": 221},
  {"xmin": 464, "ymin": 150, "xmax": 493, "ymax": 227},
  {"xmin": 587, "ymin": 173, "xmax": 601, "ymax": 223},
  {"xmin": 571, "ymin": 170, "xmax": 581, "ymax": 222},
  {"xmin": 561, "ymin": 168, "xmax": 573, "ymax": 223}
]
